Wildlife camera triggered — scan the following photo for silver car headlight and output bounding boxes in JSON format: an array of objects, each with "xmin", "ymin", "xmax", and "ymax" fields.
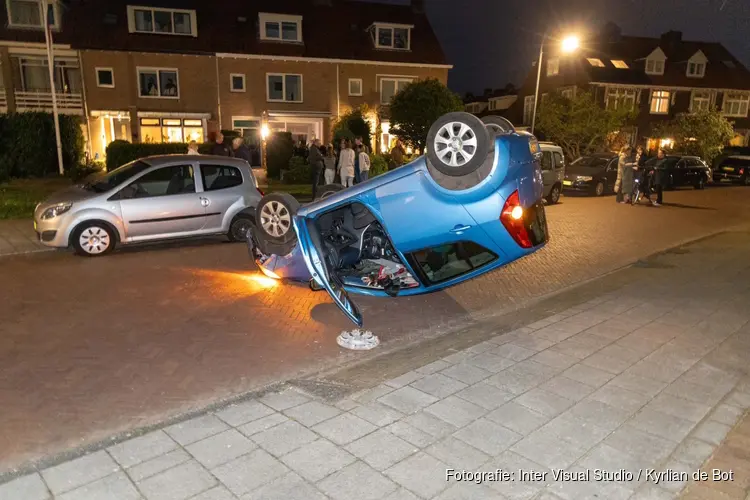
[
  {"xmin": 577, "ymin": 175, "xmax": 593, "ymax": 181},
  {"xmin": 41, "ymin": 203, "xmax": 73, "ymax": 220}
]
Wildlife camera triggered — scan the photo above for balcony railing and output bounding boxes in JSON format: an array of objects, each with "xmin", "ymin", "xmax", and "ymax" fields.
[
  {"xmin": 14, "ymin": 90, "xmax": 84, "ymax": 114},
  {"xmin": 0, "ymin": 89, "xmax": 7, "ymax": 111}
]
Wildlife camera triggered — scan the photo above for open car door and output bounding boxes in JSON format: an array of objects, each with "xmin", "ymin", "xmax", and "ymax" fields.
[{"xmin": 294, "ymin": 216, "xmax": 364, "ymax": 327}]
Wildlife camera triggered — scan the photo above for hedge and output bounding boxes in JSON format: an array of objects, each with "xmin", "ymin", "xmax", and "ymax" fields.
[
  {"xmin": 0, "ymin": 112, "xmax": 84, "ymax": 182},
  {"xmin": 267, "ymin": 131, "xmax": 294, "ymax": 180},
  {"xmin": 105, "ymin": 140, "xmax": 214, "ymax": 171}
]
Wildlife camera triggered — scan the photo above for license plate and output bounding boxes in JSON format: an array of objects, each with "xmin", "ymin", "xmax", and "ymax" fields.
[
  {"xmin": 723, "ymin": 166, "xmax": 735, "ymax": 172},
  {"xmin": 563, "ymin": 180, "xmax": 573, "ymax": 186}
]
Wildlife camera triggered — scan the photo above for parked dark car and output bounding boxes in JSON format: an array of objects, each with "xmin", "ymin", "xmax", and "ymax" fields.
[
  {"xmin": 562, "ymin": 154, "xmax": 618, "ymax": 196},
  {"xmin": 712, "ymin": 146, "xmax": 750, "ymax": 172},
  {"xmin": 644, "ymin": 155, "xmax": 710, "ymax": 190},
  {"xmin": 713, "ymin": 156, "xmax": 750, "ymax": 185}
]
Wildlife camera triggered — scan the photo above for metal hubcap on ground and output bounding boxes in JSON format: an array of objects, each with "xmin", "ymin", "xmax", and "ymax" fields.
[
  {"xmin": 434, "ymin": 122, "xmax": 477, "ymax": 167},
  {"xmin": 552, "ymin": 187, "xmax": 560, "ymax": 202},
  {"xmin": 260, "ymin": 201, "xmax": 291, "ymax": 238},
  {"xmin": 232, "ymin": 219, "xmax": 252, "ymax": 241},
  {"xmin": 80, "ymin": 227, "xmax": 110, "ymax": 254}
]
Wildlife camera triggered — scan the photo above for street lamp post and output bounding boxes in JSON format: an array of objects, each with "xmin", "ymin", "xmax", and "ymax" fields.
[
  {"xmin": 530, "ymin": 34, "xmax": 579, "ymax": 135},
  {"xmin": 260, "ymin": 111, "xmax": 270, "ymax": 172}
]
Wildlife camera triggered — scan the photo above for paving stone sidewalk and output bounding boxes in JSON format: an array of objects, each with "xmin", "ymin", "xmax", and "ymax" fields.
[
  {"xmin": 2, "ymin": 232, "xmax": 750, "ymax": 500},
  {"xmin": 0, "ymin": 220, "xmax": 47, "ymax": 256}
]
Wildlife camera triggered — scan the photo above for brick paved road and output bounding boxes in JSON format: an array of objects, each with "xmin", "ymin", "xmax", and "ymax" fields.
[
  {"xmin": 0, "ymin": 186, "xmax": 749, "ymax": 475},
  {"xmin": 1, "ymin": 230, "xmax": 749, "ymax": 499}
]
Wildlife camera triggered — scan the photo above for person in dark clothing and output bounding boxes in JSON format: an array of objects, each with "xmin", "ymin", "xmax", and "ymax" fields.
[
  {"xmin": 307, "ymin": 139, "xmax": 324, "ymax": 199},
  {"xmin": 210, "ymin": 132, "xmax": 232, "ymax": 157},
  {"xmin": 652, "ymin": 149, "xmax": 667, "ymax": 206},
  {"xmin": 231, "ymin": 137, "xmax": 252, "ymax": 163},
  {"xmin": 633, "ymin": 145, "xmax": 655, "ymax": 205}
]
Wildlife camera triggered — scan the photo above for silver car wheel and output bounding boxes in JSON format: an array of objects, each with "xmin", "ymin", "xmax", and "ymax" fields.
[
  {"xmin": 259, "ymin": 201, "xmax": 291, "ymax": 238},
  {"xmin": 433, "ymin": 121, "xmax": 478, "ymax": 167},
  {"xmin": 79, "ymin": 226, "xmax": 111, "ymax": 255}
]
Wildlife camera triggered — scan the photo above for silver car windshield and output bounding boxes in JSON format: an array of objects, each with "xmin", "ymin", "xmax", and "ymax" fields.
[{"xmin": 84, "ymin": 161, "xmax": 151, "ymax": 192}]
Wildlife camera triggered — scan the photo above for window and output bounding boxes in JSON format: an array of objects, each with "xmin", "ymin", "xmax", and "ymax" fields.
[
  {"xmin": 137, "ymin": 68, "xmax": 179, "ymax": 98},
  {"xmin": 546, "ymin": 57, "xmax": 559, "ymax": 77},
  {"xmin": 230, "ymin": 74, "xmax": 246, "ymax": 92},
  {"xmin": 127, "ymin": 6, "xmax": 196, "ymax": 36},
  {"xmin": 380, "ymin": 77, "xmax": 412, "ymax": 104},
  {"xmin": 523, "ymin": 95, "xmax": 535, "ymax": 125},
  {"xmin": 645, "ymin": 59, "xmax": 665, "ymax": 75},
  {"xmin": 371, "ymin": 23, "xmax": 412, "ymax": 50},
  {"xmin": 200, "ymin": 165, "xmax": 243, "ymax": 191},
  {"xmin": 348, "ymin": 78, "xmax": 362, "ymax": 96},
  {"xmin": 232, "ymin": 118, "xmax": 262, "ymax": 163},
  {"xmin": 605, "ymin": 87, "xmax": 636, "ymax": 111},
  {"xmin": 139, "ymin": 118, "xmax": 204, "ymax": 143},
  {"xmin": 687, "ymin": 62, "xmax": 706, "ymax": 78},
  {"xmin": 650, "ymin": 90, "xmax": 670, "ymax": 114},
  {"xmin": 18, "ymin": 57, "xmax": 81, "ymax": 93},
  {"xmin": 611, "ymin": 60, "xmax": 629, "ymax": 69},
  {"xmin": 553, "ymin": 152, "xmax": 564, "ymax": 169},
  {"xmin": 96, "ymin": 67, "xmax": 114, "ymax": 88},
  {"xmin": 587, "ymin": 58, "xmax": 605, "ymax": 67},
  {"xmin": 407, "ymin": 241, "xmax": 497, "ymax": 285},
  {"xmin": 722, "ymin": 93, "xmax": 749, "ymax": 118},
  {"xmin": 540, "ymin": 151, "xmax": 553, "ymax": 171},
  {"xmin": 690, "ymin": 90, "xmax": 711, "ymax": 113},
  {"xmin": 259, "ymin": 13, "xmax": 302, "ymax": 43},
  {"xmin": 123, "ymin": 165, "xmax": 195, "ymax": 199},
  {"xmin": 266, "ymin": 73, "xmax": 302, "ymax": 102},
  {"xmin": 7, "ymin": 0, "xmax": 59, "ymax": 29}
]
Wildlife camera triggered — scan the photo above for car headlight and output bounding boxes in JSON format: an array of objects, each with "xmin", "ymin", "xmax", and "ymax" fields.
[
  {"xmin": 577, "ymin": 175, "xmax": 593, "ymax": 181},
  {"xmin": 41, "ymin": 203, "xmax": 73, "ymax": 220}
]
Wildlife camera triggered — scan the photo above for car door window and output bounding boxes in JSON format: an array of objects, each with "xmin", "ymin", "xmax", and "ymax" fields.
[
  {"xmin": 553, "ymin": 152, "xmax": 564, "ymax": 169},
  {"xmin": 540, "ymin": 152, "xmax": 553, "ymax": 171},
  {"xmin": 200, "ymin": 164, "xmax": 243, "ymax": 191},
  {"xmin": 120, "ymin": 165, "xmax": 195, "ymax": 199},
  {"xmin": 407, "ymin": 241, "xmax": 497, "ymax": 285}
]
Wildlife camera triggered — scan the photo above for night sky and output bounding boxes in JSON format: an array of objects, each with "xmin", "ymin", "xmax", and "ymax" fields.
[{"xmin": 367, "ymin": 0, "xmax": 750, "ymax": 96}]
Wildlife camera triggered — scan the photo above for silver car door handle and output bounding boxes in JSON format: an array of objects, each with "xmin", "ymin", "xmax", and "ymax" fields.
[
  {"xmin": 450, "ymin": 224, "xmax": 471, "ymax": 233},
  {"xmin": 200, "ymin": 197, "xmax": 210, "ymax": 207}
]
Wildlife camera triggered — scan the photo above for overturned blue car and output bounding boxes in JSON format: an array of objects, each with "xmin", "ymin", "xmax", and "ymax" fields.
[{"xmin": 247, "ymin": 112, "xmax": 549, "ymax": 327}]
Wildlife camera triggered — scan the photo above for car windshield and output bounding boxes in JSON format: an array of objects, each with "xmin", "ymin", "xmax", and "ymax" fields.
[
  {"xmin": 570, "ymin": 156, "xmax": 609, "ymax": 168},
  {"xmin": 83, "ymin": 161, "xmax": 151, "ymax": 192}
]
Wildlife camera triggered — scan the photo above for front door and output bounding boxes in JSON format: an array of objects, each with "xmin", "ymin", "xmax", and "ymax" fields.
[
  {"xmin": 673, "ymin": 159, "xmax": 689, "ymax": 186},
  {"xmin": 118, "ymin": 164, "xmax": 205, "ymax": 241}
]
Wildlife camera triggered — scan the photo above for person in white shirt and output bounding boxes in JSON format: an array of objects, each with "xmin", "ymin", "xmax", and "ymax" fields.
[
  {"xmin": 323, "ymin": 144, "xmax": 337, "ymax": 185},
  {"xmin": 187, "ymin": 141, "xmax": 200, "ymax": 155},
  {"xmin": 338, "ymin": 139, "xmax": 356, "ymax": 187},
  {"xmin": 357, "ymin": 145, "xmax": 371, "ymax": 182}
]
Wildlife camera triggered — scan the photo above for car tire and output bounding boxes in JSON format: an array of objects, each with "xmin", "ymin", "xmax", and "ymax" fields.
[
  {"xmin": 228, "ymin": 214, "xmax": 254, "ymax": 243},
  {"xmin": 72, "ymin": 221, "xmax": 116, "ymax": 257},
  {"xmin": 481, "ymin": 116, "xmax": 515, "ymax": 137},
  {"xmin": 546, "ymin": 184, "xmax": 561, "ymax": 204},
  {"xmin": 254, "ymin": 193, "xmax": 300, "ymax": 256},
  {"xmin": 426, "ymin": 112, "xmax": 490, "ymax": 177},
  {"xmin": 315, "ymin": 183, "xmax": 344, "ymax": 201},
  {"xmin": 594, "ymin": 181, "xmax": 605, "ymax": 197}
]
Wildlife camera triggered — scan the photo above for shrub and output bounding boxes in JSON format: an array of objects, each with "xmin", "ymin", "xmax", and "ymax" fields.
[
  {"xmin": 67, "ymin": 160, "xmax": 105, "ymax": 182},
  {"xmin": 266, "ymin": 131, "xmax": 294, "ymax": 180},
  {"xmin": 0, "ymin": 112, "xmax": 84, "ymax": 180},
  {"xmin": 369, "ymin": 154, "xmax": 388, "ymax": 177},
  {"xmin": 333, "ymin": 106, "xmax": 372, "ymax": 151},
  {"xmin": 283, "ymin": 155, "xmax": 311, "ymax": 184},
  {"xmin": 105, "ymin": 141, "xmax": 189, "ymax": 171}
]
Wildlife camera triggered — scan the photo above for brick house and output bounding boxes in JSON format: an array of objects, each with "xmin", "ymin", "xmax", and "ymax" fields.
[
  {"xmin": 0, "ymin": 0, "xmax": 450, "ymax": 162},
  {"xmin": 505, "ymin": 26, "xmax": 750, "ymax": 149}
]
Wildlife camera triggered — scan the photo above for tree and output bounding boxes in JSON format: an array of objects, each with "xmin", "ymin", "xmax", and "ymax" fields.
[
  {"xmin": 388, "ymin": 78, "xmax": 464, "ymax": 152},
  {"xmin": 332, "ymin": 105, "xmax": 372, "ymax": 149},
  {"xmin": 536, "ymin": 90, "xmax": 636, "ymax": 160},
  {"xmin": 653, "ymin": 109, "xmax": 735, "ymax": 164}
]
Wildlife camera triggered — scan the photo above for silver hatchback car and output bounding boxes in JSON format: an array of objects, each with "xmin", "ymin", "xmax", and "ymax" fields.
[{"xmin": 34, "ymin": 155, "xmax": 263, "ymax": 256}]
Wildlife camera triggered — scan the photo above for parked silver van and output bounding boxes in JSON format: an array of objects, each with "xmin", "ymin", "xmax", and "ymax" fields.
[
  {"xmin": 33, "ymin": 155, "xmax": 262, "ymax": 256},
  {"xmin": 538, "ymin": 141, "xmax": 566, "ymax": 204}
]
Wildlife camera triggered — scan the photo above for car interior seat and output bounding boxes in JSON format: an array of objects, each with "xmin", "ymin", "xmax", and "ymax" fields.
[{"xmin": 166, "ymin": 172, "xmax": 184, "ymax": 195}]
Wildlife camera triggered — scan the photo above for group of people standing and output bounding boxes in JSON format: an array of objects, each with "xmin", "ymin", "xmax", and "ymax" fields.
[
  {"xmin": 306, "ymin": 136, "xmax": 371, "ymax": 198},
  {"xmin": 186, "ymin": 132, "xmax": 254, "ymax": 163},
  {"xmin": 614, "ymin": 145, "xmax": 667, "ymax": 206}
]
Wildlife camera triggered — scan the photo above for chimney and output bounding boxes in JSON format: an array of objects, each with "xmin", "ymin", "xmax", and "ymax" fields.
[
  {"xmin": 412, "ymin": 0, "xmax": 425, "ymax": 14},
  {"xmin": 660, "ymin": 30, "xmax": 683, "ymax": 46}
]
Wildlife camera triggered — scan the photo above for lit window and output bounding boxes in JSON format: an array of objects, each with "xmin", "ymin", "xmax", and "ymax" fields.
[
  {"xmin": 645, "ymin": 59, "xmax": 665, "ymax": 75},
  {"xmin": 722, "ymin": 93, "xmax": 749, "ymax": 118},
  {"xmin": 587, "ymin": 58, "xmax": 605, "ymax": 67},
  {"xmin": 137, "ymin": 68, "xmax": 179, "ymax": 98},
  {"xmin": 687, "ymin": 62, "xmax": 706, "ymax": 78},
  {"xmin": 523, "ymin": 95, "xmax": 535, "ymax": 125},
  {"xmin": 650, "ymin": 90, "xmax": 670, "ymax": 114},
  {"xmin": 127, "ymin": 6, "xmax": 196, "ymax": 36},
  {"xmin": 139, "ymin": 118, "xmax": 204, "ymax": 144},
  {"xmin": 7, "ymin": 0, "xmax": 59, "ymax": 29},
  {"xmin": 546, "ymin": 57, "xmax": 559, "ymax": 76},
  {"xmin": 96, "ymin": 68, "xmax": 115, "ymax": 88},
  {"xmin": 691, "ymin": 91, "xmax": 711, "ymax": 113},
  {"xmin": 267, "ymin": 73, "xmax": 302, "ymax": 102},
  {"xmin": 606, "ymin": 87, "xmax": 636, "ymax": 111},
  {"xmin": 611, "ymin": 60, "xmax": 629, "ymax": 69},
  {"xmin": 259, "ymin": 13, "xmax": 302, "ymax": 43},
  {"xmin": 348, "ymin": 78, "xmax": 362, "ymax": 96},
  {"xmin": 230, "ymin": 74, "xmax": 246, "ymax": 92},
  {"xmin": 371, "ymin": 23, "xmax": 412, "ymax": 50},
  {"xmin": 380, "ymin": 77, "xmax": 412, "ymax": 104}
]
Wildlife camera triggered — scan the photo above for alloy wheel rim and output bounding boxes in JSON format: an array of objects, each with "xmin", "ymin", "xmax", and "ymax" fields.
[
  {"xmin": 260, "ymin": 201, "xmax": 291, "ymax": 237},
  {"xmin": 552, "ymin": 187, "xmax": 560, "ymax": 202},
  {"xmin": 79, "ymin": 227, "xmax": 110, "ymax": 254},
  {"xmin": 433, "ymin": 121, "xmax": 478, "ymax": 167}
]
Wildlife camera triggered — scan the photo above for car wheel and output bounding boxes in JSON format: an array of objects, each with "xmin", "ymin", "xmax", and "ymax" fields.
[
  {"xmin": 254, "ymin": 193, "xmax": 300, "ymax": 255},
  {"xmin": 315, "ymin": 183, "xmax": 344, "ymax": 201},
  {"xmin": 546, "ymin": 184, "xmax": 561, "ymax": 204},
  {"xmin": 594, "ymin": 181, "xmax": 605, "ymax": 197},
  {"xmin": 228, "ymin": 214, "xmax": 254, "ymax": 242},
  {"xmin": 72, "ymin": 222, "xmax": 116, "ymax": 257},
  {"xmin": 481, "ymin": 116, "xmax": 515, "ymax": 137},
  {"xmin": 742, "ymin": 175, "xmax": 750, "ymax": 186},
  {"xmin": 694, "ymin": 176, "xmax": 706, "ymax": 190},
  {"xmin": 426, "ymin": 112, "xmax": 490, "ymax": 177}
]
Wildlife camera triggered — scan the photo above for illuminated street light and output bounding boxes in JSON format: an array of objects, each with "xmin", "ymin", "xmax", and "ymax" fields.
[
  {"xmin": 562, "ymin": 35, "xmax": 580, "ymax": 53},
  {"xmin": 531, "ymin": 33, "xmax": 580, "ymax": 134}
]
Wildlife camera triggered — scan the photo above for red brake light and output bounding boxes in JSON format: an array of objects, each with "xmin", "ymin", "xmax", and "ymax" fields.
[
  {"xmin": 740, "ymin": 168, "xmax": 745, "ymax": 175},
  {"xmin": 500, "ymin": 190, "xmax": 532, "ymax": 248},
  {"xmin": 258, "ymin": 188, "xmax": 265, "ymax": 196}
]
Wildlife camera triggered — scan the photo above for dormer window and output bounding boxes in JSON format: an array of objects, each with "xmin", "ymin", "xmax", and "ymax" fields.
[
  {"xmin": 7, "ymin": 0, "xmax": 60, "ymax": 30},
  {"xmin": 686, "ymin": 50, "xmax": 707, "ymax": 78},
  {"xmin": 587, "ymin": 58, "xmax": 605, "ymax": 67},
  {"xmin": 127, "ymin": 6, "xmax": 197, "ymax": 36},
  {"xmin": 259, "ymin": 13, "xmax": 302, "ymax": 43},
  {"xmin": 611, "ymin": 60, "xmax": 629, "ymax": 69},
  {"xmin": 645, "ymin": 47, "xmax": 667, "ymax": 76},
  {"xmin": 371, "ymin": 23, "xmax": 412, "ymax": 50}
]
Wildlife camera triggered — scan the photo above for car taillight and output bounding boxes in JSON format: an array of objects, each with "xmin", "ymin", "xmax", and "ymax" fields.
[
  {"xmin": 258, "ymin": 188, "xmax": 265, "ymax": 196},
  {"xmin": 740, "ymin": 168, "xmax": 745, "ymax": 175},
  {"xmin": 500, "ymin": 190, "xmax": 532, "ymax": 248}
]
